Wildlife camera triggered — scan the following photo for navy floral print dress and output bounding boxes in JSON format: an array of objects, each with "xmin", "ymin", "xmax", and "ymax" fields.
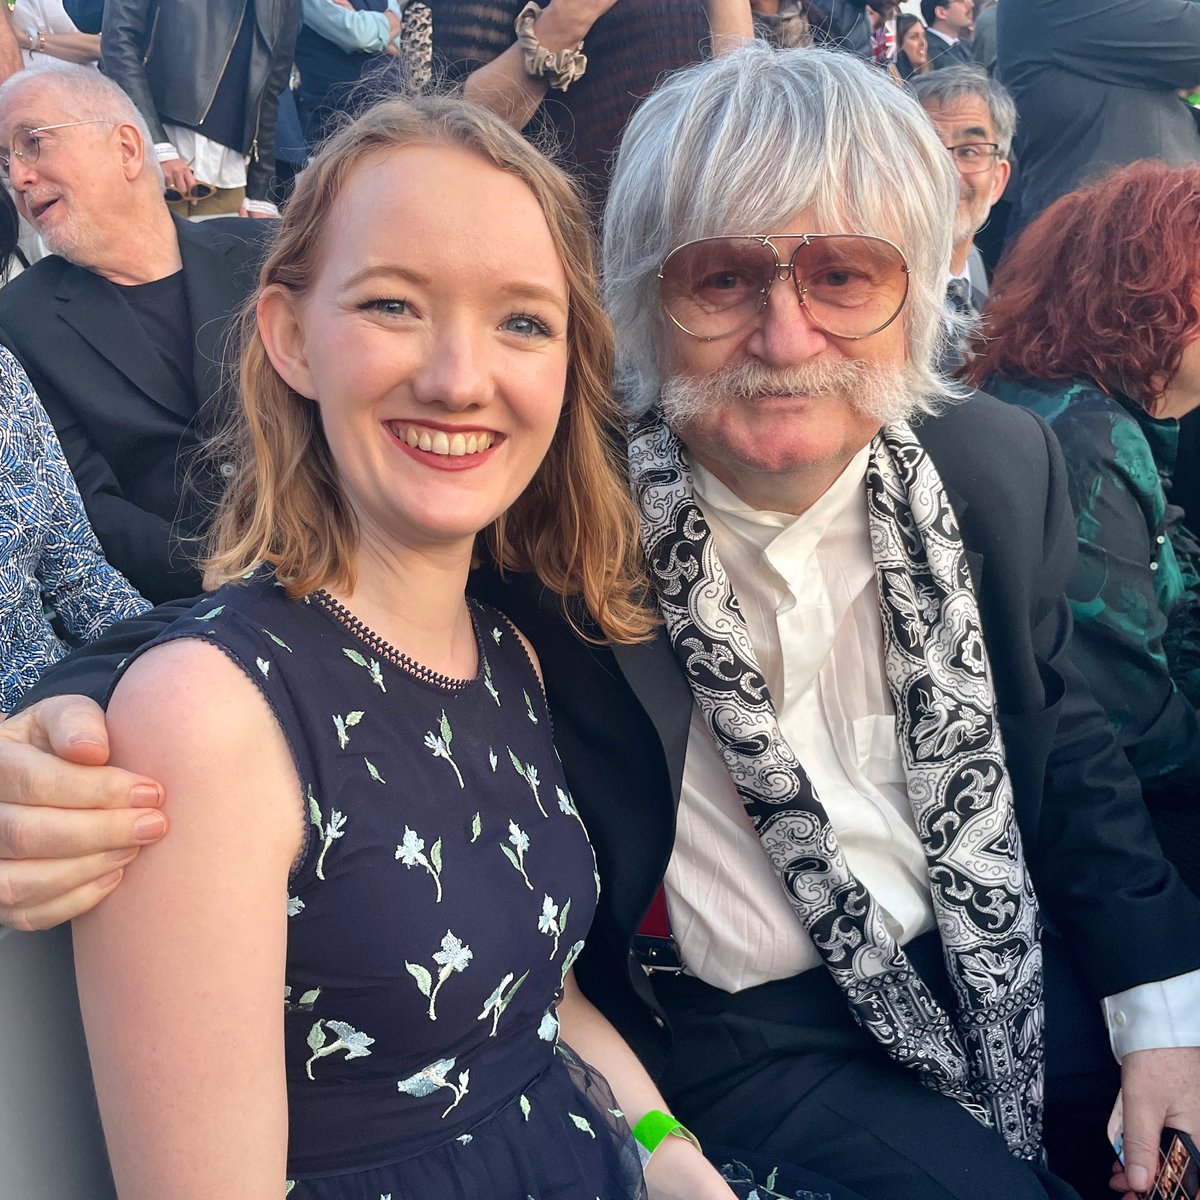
[{"xmin": 128, "ymin": 572, "xmax": 644, "ymax": 1199}]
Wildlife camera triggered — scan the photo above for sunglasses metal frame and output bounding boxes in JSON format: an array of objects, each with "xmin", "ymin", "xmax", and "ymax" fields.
[
  {"xmin": 658, "ymin": 232, "xmax": 911, "ymax": 342},
  {"xmin": 0, "ymin": 119, "xmax": 110, "ymax": 174}
]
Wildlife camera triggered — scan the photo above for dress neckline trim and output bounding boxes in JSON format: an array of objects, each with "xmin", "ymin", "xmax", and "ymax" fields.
[{"xmin": 311, "ymin": 590, "xmax": 483, "ymax": 692}]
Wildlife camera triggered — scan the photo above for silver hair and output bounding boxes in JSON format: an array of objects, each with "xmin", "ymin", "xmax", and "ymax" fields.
[
  {"xmin": 909, "ymin": 65, "xmax": 1017, "ymax": 159},
  {"xmin": 0, "ymin": 64, "xmax": 164, "ymax": 188},
  {"xmin": 602, "ymin": 42, "xmax": 963, "ymax": 417}
]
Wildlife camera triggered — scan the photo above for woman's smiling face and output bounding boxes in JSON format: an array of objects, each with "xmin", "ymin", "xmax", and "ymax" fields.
[{"xmin": 258, "ymin": 141, "xmax": 571, "ymax": 558}]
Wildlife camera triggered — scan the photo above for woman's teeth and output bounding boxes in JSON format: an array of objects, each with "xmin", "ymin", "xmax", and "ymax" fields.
[{"xmin": 392, "ymin": 426, "xmax": 496, "ymax": 456}]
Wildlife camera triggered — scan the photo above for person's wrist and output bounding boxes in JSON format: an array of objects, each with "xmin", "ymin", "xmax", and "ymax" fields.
[
  {"xmin": 532, "ymin": 1, "xmax": 596, "ymax": 50},
  {"xmin": 641, "ymin": 1130, "xmax": 712, "ymax": 1197}
]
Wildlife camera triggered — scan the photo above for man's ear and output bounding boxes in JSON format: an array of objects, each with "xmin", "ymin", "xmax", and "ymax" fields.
[
  {"xmin": 258, "ymin": 285, "xmax": 318, "ymax": 400},
  {"xmin": 116, "ymin": 120, "xmax": 145, "ymax": 181},
  {"xmin": 989, "ymin": 157, "xmax": 1012, "ymax": 206}
]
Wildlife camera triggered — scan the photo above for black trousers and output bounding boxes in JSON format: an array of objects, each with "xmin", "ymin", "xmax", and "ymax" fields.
[{"xmin": 653, "ymin": 931, "xmax": 1117, "ymax": 1200}]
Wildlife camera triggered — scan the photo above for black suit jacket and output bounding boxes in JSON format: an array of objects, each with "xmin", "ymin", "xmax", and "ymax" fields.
[
  {"xmin": 22, "ymin": 394, "xmax": 1200, "ymax": 1078},
  {"xmin": 0, "ymin": 216, "xmax": 272, "ymax": 603},
  {"xmin": 998, "ymin": 0, "xmax": 1200, "ymax": 229},
  {"xmin": 926, "ymin": 27, "xmax": 973, "ymax": 68}
]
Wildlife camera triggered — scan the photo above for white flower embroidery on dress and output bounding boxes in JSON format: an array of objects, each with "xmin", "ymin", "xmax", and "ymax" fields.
[
  {"xmin": 556, "ymin": 786, "xmax": 577, "ymax": 817},
  {"xmin": 283, "ymin": 985, "xmax": 320, "ymax": 1013},
  {"xmin": 537, "ymin": 1008, "xmax": 559, "ymax": 1042},
  {"xmin": 305, "ymin": 1018, "xmax": 375, "ymax": 1080},
  {"xmin": 523, "ymin": 690, "xmax": 538, "ymax": 724},
  {"xmin": 287, "ymin": 896, "xmax": 305, "ymax": 917},
  {"xmin": 256, "ymin": 657, "xmax": 271, "ymax": 678},
  {"xmin": 397, "ymin": 1056, "xmax": 470, "ymax": 1118},
  {"xmin": 476, "ymin": 969, "xmax": 529, "ymax": 1036},
  {"xmin": 501, "ymin": 820, "xmax": 533, "ymax": 890},
  {"xmin": 395, "ymin": 826, "xmax": 444, "ymax": 902},
  {"xmin": 406, "ymin": 930, "xmax": 473, "ymax": 1020},
  {"xmin": 507, "ymin": 748, "xmax": 546, "ymax": 817},
  {"xmin": 314, "ymin": 807, "xmax": 347, "ymax": 881},
  {"xmin": 342, "ymin": 647, "xmax": 387, "ymax": 692},
  {"xmin": 425, "ymin": 710, "xmax": 465, "ymax": 788},
  {"xmin": 483, "ymin": 657, "xmax": 501, "ymax": 706},
  {"xmin": 332, "ymin": 709, "xmax": 364, "ymax": 749},
  {"xmin": 538, "ymin": 894, "xmax": 564, "ymax": 959},
  {"xmin": 260, "ymin": 628, "xmax": 292, "ymax": 652}
]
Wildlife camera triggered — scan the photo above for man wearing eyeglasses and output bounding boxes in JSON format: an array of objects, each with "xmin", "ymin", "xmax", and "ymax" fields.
[
  {"xmin": 910, "ymin": 66, "xmax": 1013, "ymax": 364},
  {"xmin": 0, "ymin": 64, "xmax": 274, "ymax": 602},
  {"xmin": 1, "ymin": 43, "xmax": 1199, "ymax": 1200}
]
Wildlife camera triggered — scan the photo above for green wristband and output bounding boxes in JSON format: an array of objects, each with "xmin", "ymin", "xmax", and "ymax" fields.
[{"xmin": 631, "ymin": 1109, "xmax": 702, "ymax": 1166}]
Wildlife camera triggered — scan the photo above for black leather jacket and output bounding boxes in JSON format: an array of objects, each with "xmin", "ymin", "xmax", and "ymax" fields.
[{"xmin": 102, "ymin": 0, "xmax": 301, "ymax": 200}]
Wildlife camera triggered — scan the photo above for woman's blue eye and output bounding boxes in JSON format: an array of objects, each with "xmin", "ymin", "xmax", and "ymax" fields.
[
  {"xmin": 505, "ymin": 313, "xmax": 551, "ymax": 337},
  {"xmin": 361, "ymin": 297, "xmax": 408, "ymax": 316}
]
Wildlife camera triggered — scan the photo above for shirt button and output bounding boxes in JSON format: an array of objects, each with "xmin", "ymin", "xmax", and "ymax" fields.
[
  {"xmin": 1150, "ymin": 561, "xmax": 1159, "ymax": 571},
  {"xmin": 1112, "ymin": 1010, "xmax": 1127, "ymax": 1027},
  {"xmin": 219, "ymin": 461, "xmax": 236, "ymax": 478},
  {"xmin": 1157, "ymin": 534, "xmax": 1166, "ymax": 544}
]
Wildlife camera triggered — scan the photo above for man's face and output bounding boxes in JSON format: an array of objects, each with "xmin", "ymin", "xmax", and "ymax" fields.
[
  {"xmin": 934, "ymin": 0, "xmax": 973, "ymax": 36},
  {"xmin": 920, "ymin": 96, "xmax": 1010, "ymax": 249},
  {"xmin": 656, "ymin": 209, "xmax": 912, "ymax": 515},
  {"xmin": 0, "ymin": 83, "xmax": 121, "ymax": 265}
]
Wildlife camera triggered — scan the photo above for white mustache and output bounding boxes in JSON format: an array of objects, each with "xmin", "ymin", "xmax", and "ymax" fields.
[{"xmin": 661, "ymin": 359, "xmax": 918, "ymax": 425}]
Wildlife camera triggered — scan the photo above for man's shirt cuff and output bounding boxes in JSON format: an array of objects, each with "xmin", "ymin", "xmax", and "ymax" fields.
[{"xmin": 1104, "ymin": 969, "xmax": 1200, "ymax": 1059}]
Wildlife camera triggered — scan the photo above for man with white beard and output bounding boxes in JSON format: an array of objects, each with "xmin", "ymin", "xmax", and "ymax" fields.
[{"xmin": 2, "ymin": 44, "xmax": 1199, "ymax": 1200}]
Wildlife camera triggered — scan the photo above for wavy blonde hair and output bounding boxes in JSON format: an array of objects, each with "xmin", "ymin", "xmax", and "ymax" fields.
[{"xmin": 205, "ymin": 95, "xmax": 655, "ymax": 643}]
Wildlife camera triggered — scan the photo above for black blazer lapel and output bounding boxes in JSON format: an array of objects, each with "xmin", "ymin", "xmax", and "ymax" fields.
[
  {"xmin": 53, "ymin": 264, "xmax": 195, "ymax": 421},
  {"xmin": 611, "ymin": 628, "xmax": 694, "ymax": 811}
]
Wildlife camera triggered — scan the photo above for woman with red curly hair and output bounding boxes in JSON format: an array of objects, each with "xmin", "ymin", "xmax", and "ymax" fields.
[{"xmin": 964, "ymin": 160, "xmax": 1200, "ymax": 888}]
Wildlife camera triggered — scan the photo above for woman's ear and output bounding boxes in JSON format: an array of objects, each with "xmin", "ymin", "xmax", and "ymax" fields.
[{"xmin": 257, "ymin": 285, "xmax": 317, "ymax": 400}]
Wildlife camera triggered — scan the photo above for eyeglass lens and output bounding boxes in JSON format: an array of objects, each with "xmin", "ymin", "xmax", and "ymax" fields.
[
  {"xmin": 0, "ymin": 127, "xmax": 40, "ymax": 175},
  {"xmin": 950, "ymin": 144, "xmax": 999, "ymax": 175},
  {"xmin": 660, "ymin": 235, "xmax": 909, "ymax": 340}
]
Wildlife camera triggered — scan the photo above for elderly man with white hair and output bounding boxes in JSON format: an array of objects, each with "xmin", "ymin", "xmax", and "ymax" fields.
[{"xmin": 1, "ymin": 43, "xmax": 1198, "ymax": 1200}]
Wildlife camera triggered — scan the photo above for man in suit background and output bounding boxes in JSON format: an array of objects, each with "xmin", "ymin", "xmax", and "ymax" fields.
[
  {"xmin": 920, "ymin": 0, "xmax": 973, "ymax": 67},
  {"xmin": 997, "ymin": 0, "xmax": 1200, "ymax": 233},
  {"xmin": 911, "ymin": 65, "xmax": 1013, "ymax": 365},
  {"xmin": 0, "ymin": 64, "xmax": 272, "ymax": 602}
]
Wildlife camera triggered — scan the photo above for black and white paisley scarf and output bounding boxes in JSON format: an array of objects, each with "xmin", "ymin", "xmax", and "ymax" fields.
[{"xmin": 627, "ymin": 408, "xmax": 1046, "ymax": 1160}]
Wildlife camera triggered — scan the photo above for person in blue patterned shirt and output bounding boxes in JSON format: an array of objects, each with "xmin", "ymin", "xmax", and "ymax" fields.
[{"xmin": 0, "ymin": 339, "xmax": 149, "ymax": 709}]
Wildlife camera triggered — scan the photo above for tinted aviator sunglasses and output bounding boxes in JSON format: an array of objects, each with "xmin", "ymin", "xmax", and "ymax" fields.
[
  {"xmin": 0, "ymin": 119, "xmax": 109, "ymax": 176},
  {"xmin": 658, "ymin": 233, "xmax": 911, "ymax": 342}
]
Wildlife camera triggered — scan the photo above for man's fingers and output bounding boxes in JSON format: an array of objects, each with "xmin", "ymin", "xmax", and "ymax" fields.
[
  {"xmin": 14, "ymin": 694, "xmax": 112, "ymax": 764},
  {"xmin": 1120, "ymin": 1116, "xmax": 1161, "ymax": 1194},
  {"xmin": 0, "ymin": 846, "xmax": 139, "ymax": 926},
  {"xmin": 0, "ymin": 798, "xmax": 166, "ymax": 862},
  {"xmin": 0, "ymin": 738, "xmax": 162, "ymax": 811},
  {"xmin": 0, "ymin": 864, "xmax": 131, "ymax": 932}
]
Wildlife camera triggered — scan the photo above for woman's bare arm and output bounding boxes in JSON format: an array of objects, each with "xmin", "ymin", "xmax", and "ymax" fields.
[{"xmin": 73, "ymin": 639, "xmax": 303, "ymax": 1200}]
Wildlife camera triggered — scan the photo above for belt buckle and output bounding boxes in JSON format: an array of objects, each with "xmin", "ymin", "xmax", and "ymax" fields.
[{"xmin": 633, "ymin": 933, "xmax": 685, "ymax": 974}]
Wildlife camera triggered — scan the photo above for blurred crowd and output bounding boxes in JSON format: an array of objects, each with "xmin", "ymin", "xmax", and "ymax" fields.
[{"xmin": 1, "ymin": 4, "xmax": 1199, "ymax": 1200}]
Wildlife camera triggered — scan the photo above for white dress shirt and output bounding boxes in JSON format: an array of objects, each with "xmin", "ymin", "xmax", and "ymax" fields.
[{"xmin": 663, "ymin": 450, "xmax": 1200, "ymax": 1059}]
